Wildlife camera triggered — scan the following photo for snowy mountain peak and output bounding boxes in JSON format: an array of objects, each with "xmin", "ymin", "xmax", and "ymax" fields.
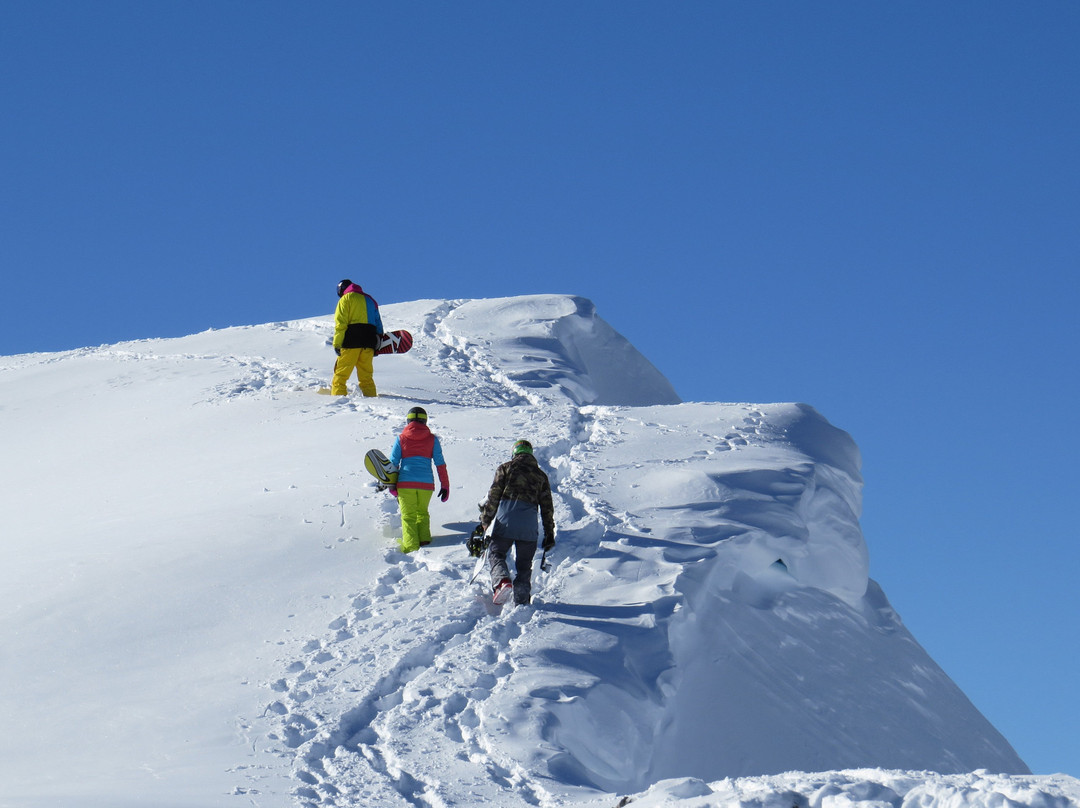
[
  {"xmin": 0, "ymin": 294, "xmax": 1049, "ymax": 808},
  {"xmin": 393, "ymin": 294, "xmax": 681, "ymax": 407}
]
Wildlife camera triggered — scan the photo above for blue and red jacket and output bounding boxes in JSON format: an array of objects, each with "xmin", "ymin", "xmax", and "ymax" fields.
[{"xmin": 390, "ymin": 421, "xmax": 450, "ymax": 491}]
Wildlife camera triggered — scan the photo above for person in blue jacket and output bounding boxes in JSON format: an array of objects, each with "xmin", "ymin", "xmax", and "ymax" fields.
[{"xmin": 389, "ymin": 407, "xmax": 450, "ymax": 553}]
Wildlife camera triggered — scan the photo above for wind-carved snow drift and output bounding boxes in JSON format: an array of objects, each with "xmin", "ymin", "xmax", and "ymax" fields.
[
  {"xmin": 0, "ymin": 294, "xmax": 1043, "ymax": 808},
  {"xmin": 427, "ymin": 294, "xmax": 680, "ymax": 407}
]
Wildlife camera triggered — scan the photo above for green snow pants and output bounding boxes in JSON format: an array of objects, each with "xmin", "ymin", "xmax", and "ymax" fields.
[{"xmin": 397, "ymin": 488, "xmax": 433, "ymax": 553}]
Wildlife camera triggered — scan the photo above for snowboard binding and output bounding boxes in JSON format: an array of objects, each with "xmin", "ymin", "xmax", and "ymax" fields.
[{"xmin": 466, "ymin": 524, "xmax": 489, "ymax": 557}]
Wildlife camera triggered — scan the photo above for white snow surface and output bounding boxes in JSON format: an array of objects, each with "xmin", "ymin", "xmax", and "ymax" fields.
[{"xmin": 1, "ymin": 294, "xmax": 1074, "ymax": 808}]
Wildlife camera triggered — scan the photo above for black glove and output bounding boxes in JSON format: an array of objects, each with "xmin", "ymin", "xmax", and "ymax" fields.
[
  {"xmin": 438, "ymin": 487, "xmax": 449, "ymax": 502},
  {"xmin": 543, "ymin": 536, "xmax": 555, "ymax": 552},
  {"xmin": 334, "ymin": 347, "xmax": 341, "ymax": 356}
]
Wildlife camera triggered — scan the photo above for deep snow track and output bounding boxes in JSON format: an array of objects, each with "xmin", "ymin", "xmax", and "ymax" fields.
[
  {"xmin": 253, "ymin": 414, "xmax": 616, "ymax": 806},
  {"xmin": 266, "ymin": 555, "xmax": 517, "ymax": 807}
]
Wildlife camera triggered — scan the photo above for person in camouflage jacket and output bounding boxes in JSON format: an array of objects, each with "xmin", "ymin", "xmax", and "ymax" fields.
[{"xmin": 480, "ymin": 439, "xmax": 556, "ymax": 605}]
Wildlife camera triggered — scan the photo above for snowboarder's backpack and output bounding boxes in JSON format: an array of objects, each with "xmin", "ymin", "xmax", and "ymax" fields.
[{"xmin": 466, "ymin": 524, "xmax": 488, "ymax": 557}]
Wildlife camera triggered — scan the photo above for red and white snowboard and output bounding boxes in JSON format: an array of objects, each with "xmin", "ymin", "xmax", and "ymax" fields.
[{"xmin": 375, "ymin": 330, "xmax": 413, "ymax": 356}]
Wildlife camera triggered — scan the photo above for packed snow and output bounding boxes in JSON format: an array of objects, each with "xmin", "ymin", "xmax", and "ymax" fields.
[{"xmin": 1, "ymin": 294, "xmax": 1075, "ymax": 808}]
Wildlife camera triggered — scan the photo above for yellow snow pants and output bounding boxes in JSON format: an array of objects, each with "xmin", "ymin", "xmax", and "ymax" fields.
[
  {"xmin": 397, "ymin": 488, "xmax": 433, "ymax": 553},
  {"xmin": 331, "ymin": 348, "xmax": 376, "ymax": 396}
]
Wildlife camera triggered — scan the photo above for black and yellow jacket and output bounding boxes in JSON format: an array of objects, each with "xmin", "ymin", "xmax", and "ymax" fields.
[{"xmin": 333, "ymin": 284, "xmax": 384, "ymax": 350}]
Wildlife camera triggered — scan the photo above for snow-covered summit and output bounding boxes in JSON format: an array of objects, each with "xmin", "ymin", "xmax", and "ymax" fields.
[
  {"xmin": 386, "ymin": 294, "xmax": 681, "ymax": 407},
  {"xmin": 0, "ymin": 295, "xmax": 1066, "ymax": 808}
]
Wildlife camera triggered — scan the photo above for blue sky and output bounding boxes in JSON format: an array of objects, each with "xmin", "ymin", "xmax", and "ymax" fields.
[{"xmin": 3, "ymin": 2, "xmax": 1077, "ymax": 776}]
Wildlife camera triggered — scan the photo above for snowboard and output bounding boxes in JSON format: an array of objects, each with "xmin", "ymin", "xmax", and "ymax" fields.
[
  {"xmin": 469, "ymin": 543, "xmax": 489, "ymax": 586},
  {"xmin": 467, "ymin": 522, "xmax": 495, "ymax": 606},
  {"xmin": 465, "ymin": 523, "xmax": 515, "ymax": 608},
  {"xmin": 467, "ymin": 523, "xmax": 491, "ymax": 582},
  {"xmin": 364, "ymin": 448, "xmax": 398, "ymax": 488},
  {"xmin": 375, "ymin": 330, "xmax": 413, "ymax": 356}
]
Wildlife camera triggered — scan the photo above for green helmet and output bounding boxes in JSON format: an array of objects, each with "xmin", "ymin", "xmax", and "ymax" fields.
[
  {"xmin": 406, "ymin": 407, "xmax": 428, "ymax": 422},
  {"xmin": 512, "ymin": 439, "xmax": 533, "ymax": 456}
]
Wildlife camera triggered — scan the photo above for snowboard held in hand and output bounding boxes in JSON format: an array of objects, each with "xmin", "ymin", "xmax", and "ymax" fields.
[
  {"xmin": 467, "ymin": 523, "xmax": 491, "ymax": 582},
  {"xmin": 375, "ymin": 330, "xmax": 413, "ymax": 356},
  {"xmin": 364, "ymin": 449, "xmax": 398, "ymax": 488}
]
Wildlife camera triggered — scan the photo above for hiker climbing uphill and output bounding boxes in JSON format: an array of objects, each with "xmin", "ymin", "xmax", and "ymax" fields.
[
  {"xmin": 389, "ymin": 407, "xmax": 450, "ymax": 553},
  {"xmin": 480, "ymin": 439, "xmax": 555, "ymax": 605},
  {"xmin": 331, "ymin": 278, "xmax": 383, "ymax": 397}
]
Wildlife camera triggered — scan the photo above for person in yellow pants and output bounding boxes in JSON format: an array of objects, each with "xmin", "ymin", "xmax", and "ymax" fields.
[
  {"xmin": 332, "ymin": 348, "xmax": 376, "ymax": 397},
  {"xmin": 331, "ymin": 279, "xmax": 383, "ymax": 396},
  {"xmin": 389, "ymin": 407, "xmax": 450, "ymax": 553}
]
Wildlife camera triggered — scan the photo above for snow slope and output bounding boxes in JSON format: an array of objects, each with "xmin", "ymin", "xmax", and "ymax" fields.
[{"xmin": 0, "ymin": 294, "xmax": 1072, "ymax": 808}]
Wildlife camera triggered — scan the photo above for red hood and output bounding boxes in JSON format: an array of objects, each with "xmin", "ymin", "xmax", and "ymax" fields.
[{"xmin": 402, "ymin": 421, "xmax": 431, "ymax": 439}]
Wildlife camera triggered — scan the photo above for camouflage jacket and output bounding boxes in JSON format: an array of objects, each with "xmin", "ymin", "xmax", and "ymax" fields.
[{"xmin": 481, "ymin": 453, "xmax": 555, "ymax": 544}]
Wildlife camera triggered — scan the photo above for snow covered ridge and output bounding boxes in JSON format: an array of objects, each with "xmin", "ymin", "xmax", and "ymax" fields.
[
  {"xmin": 398, "ymin": 294, "xmax": 681, "ymax": 407},
  {"xmin": 0, "ymin": 294, "xmax": 1070, "ymax": 807},
  {"xmin": 621, "ymin": 770, "xmax": 1080, "ymax": 808}
]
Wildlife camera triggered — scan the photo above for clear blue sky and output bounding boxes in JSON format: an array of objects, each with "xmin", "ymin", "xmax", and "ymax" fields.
[{"xmin": 3, "ymin": 1, "xmax": 1077, "ymax": 776}]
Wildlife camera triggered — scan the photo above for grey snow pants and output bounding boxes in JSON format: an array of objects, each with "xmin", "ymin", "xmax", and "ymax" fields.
[{"xmin": 488, "ymin": 535, "xmax": 537, "ymax": 605}]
